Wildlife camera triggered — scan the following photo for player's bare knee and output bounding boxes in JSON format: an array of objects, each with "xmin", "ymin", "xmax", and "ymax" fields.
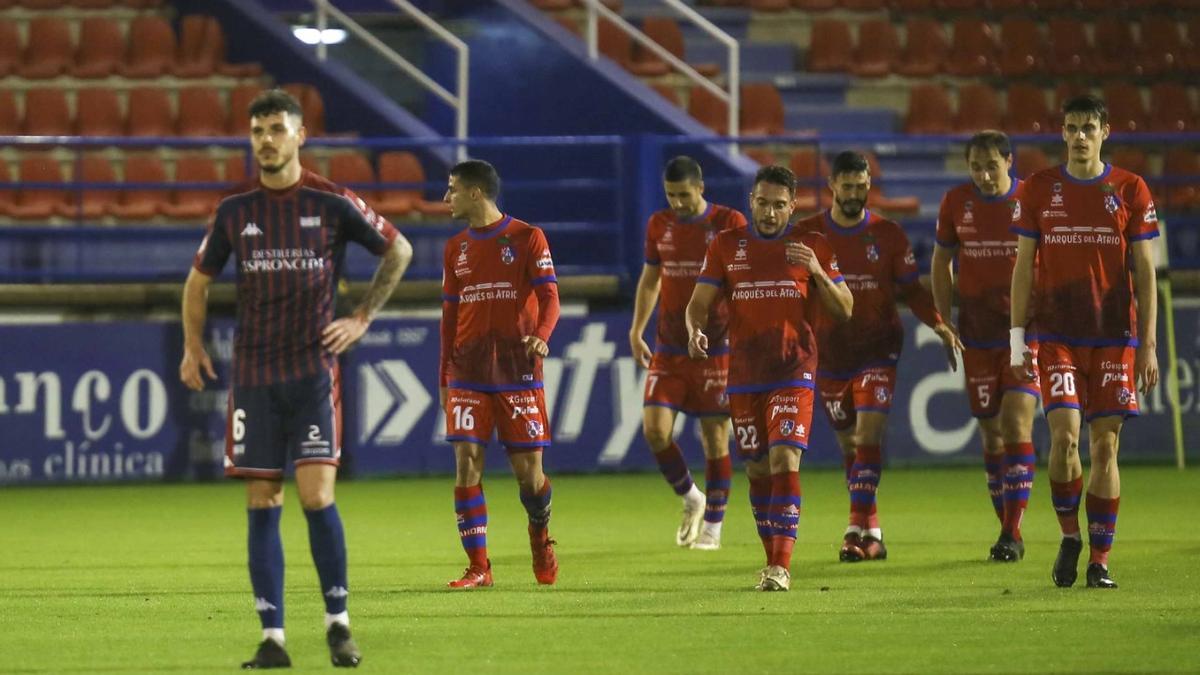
[
  {"xmin": 298, "ymin": 483, "xmax": 334, "ymax": 511},
  {"xmin": 246, "ymin": 479, "xmax": 283, "ymax": 509},
  {"xmin": 642, "ymin": 426, "xmax": 673, "ymax": 452},
  {"xmin": 1050, "ymin": 428, "xmax": 1079, "ymax": 458}
]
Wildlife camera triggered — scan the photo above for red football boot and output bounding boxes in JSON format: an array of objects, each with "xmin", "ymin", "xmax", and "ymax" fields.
[
  {"xmin": 530, "ymin": 525, "xmax": 558, "ymax": 585},
  {"xmin": 447, "ymin": 561, "xmax": 493, "ymax": 589}
]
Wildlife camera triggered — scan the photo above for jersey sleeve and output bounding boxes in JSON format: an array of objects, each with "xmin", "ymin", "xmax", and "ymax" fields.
[
  {"xmin": 643, "ymin": 216, "xmax": 660, "ymax": 266},
  {"xmin": 728, "ymin": 209, "xmax": 748, "ymax": 229},
  {"xmin": 1126, "ymin": 176, "xmax": 1160, "ymax": 242},
  {"xmin": 696, "ymin": 236, "xmax": 725, "ymax": 288},
  {"xmin": 441, "ymin": 239, "xmax": 460, "ymax": 301},
  {"xmin": 804, "ymin": 232, "xmax": 842, "ymax": 283},
  {"xmin": 935, "ymin": 193, "xmax": 959, "ymax": 248},
  {"xmin": 1011, "ymin": 182, "xmax": 1040, "ymax": 239},
  {"xmin": 890, "ymin": 226, "xmax": 921, "ymax": 285},
  {"xmin": 526, "ymin": 227, "xmax": 558, "ymax": 287},
  {"xmin": 339, "ymin": 188, "xmax": 399, "ymax": 255},
  {"xmin": 192, "ymin": 206, "xmax": 232, "ymax": 277}
]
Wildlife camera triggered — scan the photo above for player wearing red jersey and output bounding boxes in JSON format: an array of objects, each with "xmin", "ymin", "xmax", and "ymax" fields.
[
  {"xmin": 932, "ymin": 131, "xmax": 1039, "ymax": 562},
  {"xmin": 181, "ymin": 89, "xmax": 413, "ymax": 668},
  {"xmin": 686, "ymin": 165, "xmax": 853, "ymax": 591},
  {"xmin": 1010, "ymin": 96, "xmax": 1159, "ymax": 589},
  {"xmin": 629, "ymin": 156, "xmax": 747, "ymax": 550},
  {"xmin": 797, "ymin": 151, "xmax": 961, "ymax": 564},
  {"xmin": 440, "ymin": 159, "xmax": 561, "ymax": 589}
]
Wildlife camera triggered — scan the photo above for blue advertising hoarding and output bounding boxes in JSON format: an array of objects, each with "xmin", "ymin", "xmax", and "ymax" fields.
[{"xmin": 0, "ymin": 303, "xmax": 1195, "ymax": 484}]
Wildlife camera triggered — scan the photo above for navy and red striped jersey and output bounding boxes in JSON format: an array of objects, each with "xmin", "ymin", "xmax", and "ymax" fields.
[{"xmin": 193, "ymin": 169, "xmax": 399, "ymax": 386}]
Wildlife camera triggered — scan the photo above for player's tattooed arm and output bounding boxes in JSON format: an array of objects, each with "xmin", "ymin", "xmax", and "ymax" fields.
[{"xmin": 323, "ymin": 235, "xmax": 413, "ymax": 354}]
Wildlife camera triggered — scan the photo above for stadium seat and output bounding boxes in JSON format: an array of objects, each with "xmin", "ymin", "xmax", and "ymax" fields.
[
  {"xmin": 895, "ymin": 18, "xmax": 947, "ymax": 77},
  {"xmin": 788, "ymin": 146, "xmax": 830, "ymax": 212},
  {"xmin": 174, "ymin": 15, "xmax": 221, "ymax": 78},
  {"xmin": 597, "ymin": 19, "xmax": 636, "ymax": 72},
  {"xmin": 16, "ymin": 0, "xmax": 66, "ymax": 7},
  {"xmin": 21, "ymin": 89, "xmax": 72, "ymax": 137},
  {"xmin": 374, "ymin": 151, "xmax": 422, "ymax": 217},
  {"xmin": 119, "ymin": 16, "xmax": 176, "ymax": 78},
  {"xmin": 945, "ymin": 19, "xmax": 997, "ymax": 77},
  {"xmin": 1013, "ymin": 145, "xmax": 1051, "ymax": 179},
  {"xmin": 531, "ymin": 0, "xmax": 572, "ymax": 8},
  {"xmin": 1004, "ymin": 83, "xmax": 1050, "ymax": 134},
  {"xmin": 1102, "ymin": 83, "xmax": 1147, "ymax": 133},
  {"xmin": 863, "ymin": 152, "xmax": 919, "ymax": 215},
  {"xmin": 744, "ymin": 148, "xmax": 776, "ymax": 167},
  {"xmin": 299, "ymin": 152, "xmax": 323, "ymax": 174},
  {"xmin": 163, "ymin": 153, "xmax": 221, "ymax": 219},
  {"xmin": 0, "ymin": 159, "xmax": 13, "ymax": 216},
  {"xmin": 57, "ymin": 153, "xmax": 118, "ymax": 220},
  {"xmin": 998, "ymin": 17, "xmax": 1041, "ymax": 78},
  {"xmin": 749, "ymin": 0, "xmax": 789, "ymax": 10},
  {"xmin": 954, "ymin": 84, "xmax": 1002, "ymax": 132},
  {"xmin": 639, "ymin": 17, "xmax": 720, "ymax": 78},
  {"xmin": 629, "ymin": 19, "xmax": 674, "ymax": 78},
  {"xmin": 852, "ymin": 19, "xmax": 898, "ymax": 78},
  {"xmin": 1051, "ymin": 82, "xmax": 1091, "ymax": 129},
  {"xmin": 936, "ymin": 0, "xmax": 977, "ymax": 9},
  {"xmin": 1139, "ymin": 14, "xmax": 1185, "ymax": 77},
  {"xmin": 904, "ymin": 83, "xmax": 953, "ymax": 134},
  {"xmin": 889, "ymin": 0, "xmax": 934, "ymax": 9},
  {"xmin": 19, "ymin": 17, "xmax": 73, "ymax": 79},
  {"xmin": 126, "ymin": 87, "xmax": 175, "ymax": 137},
  {"xmin": 1045, "ymin": 17, "xmax": 1090, "ymax": 77},
  {"xmin": 987, "ymin": 0, "xmax": 1029, "ymax": 9},
  {"xmin": 739, "ymin": 83, "xmax": 785, "ymax": 136},
  {"xmin": 1149, "ymin": 83, "xmax": 1196, "ymax": 132},
  {"xmin": 110, "ymin": 153, "xmax": 169, "ymax": 219},
  {"xmin": 686, "ymin": 84, "xmax": 728, "ymax": 135},
  {"xmin": 0, "ymin": 90, "xmax": 19, "ymax": 136},
  {"xmin": 650, "ymin": 84, "xmax": 680, "ymax": 106},
  {"xmin": 177, "ymin": 87, "xmax": 227, "ymax": 137},
  {"xmin": 842, "ymin": 0, "xmax": 887, "ymax": 9},
  {"xmin": 9, "ymin": 153, "xmax": 68, "ymax": 219},
  {"xmin": 223, "ymin": 155, "xmax": 253, "ymax": 185},
  {"xmin": 328, "ymin": 152, "xmax": 378, "ymax": 203},
  {"xmin": 1093, "ymin": 16, "xmax": 1136, "ymax": 77},
  {"xmin": 1163, "ymin": 148, "xmax": 1200, "ymax": 211},
  {"xmin": 1108, "ymin": 146, "xmax": 1148, "ymax": 176},
  {"xmin": 0, "ymin": 22, "xmax": 18, "ymax": 77},
  {"xmin": 806, "ymin": 19, "xmax": 852, "ymax": 73},
  {"xmin": 69, "ymin": 0, "xmax": 122, "ymax": 7},
  {"xmin": 1186, "ymin": 16, "xmax": 1200, "ymax": 73},
  {"xmin": 72, "ymin": 17, "xmax": 125, "ymax": 79},
  {"xmin": 75, "ymin": 89, "xmax": 125, "ymax": 137},
  {"xmin": 793, "ymin": 0, "xmax": 837, "ymax": 9},
  {"xmin": 282, "ymin": 83, "xmax": 325, "ymax": 136},
  {"xmin": 227, "ymin": 84, "xmax": 261, "ymax": 136}
]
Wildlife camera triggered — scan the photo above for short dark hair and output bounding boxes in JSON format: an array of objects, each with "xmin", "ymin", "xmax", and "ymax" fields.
[
  {"xmin": 450, "ymin": 159, "xmax": 501, "ymax": 199},
  {"xmin": 247, "ymin": 88, "xmax": 303, "ymax": 120},
  {"xmin": 752, "ymin": 164, "xmax": 796, "ymax": 196},
  {"xmin": 964, "ymin": 130, "xmax": 1012, "ymax": 160},
  {"xmin": 830, "ymin": 151, "xmax": 869, "ymax": 178},
  {"xmin": 1062, "ymin": 94, "xmax": 1107, "ymax": 126},
  {"xmin": 663, "ymin": 156, "xmax": 703, "ymax": 183}
]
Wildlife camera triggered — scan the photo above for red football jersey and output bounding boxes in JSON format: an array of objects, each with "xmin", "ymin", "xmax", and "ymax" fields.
[
  {"xmin": 1012, "ymin": 164, "xmax": 1158, "ymax": 345},
  {"xmin": 936, "ymin": 180, "xmax": 1024, "ymax": 347},
  {"xmin": 644, "ymin": 203, "xmax": 747, "ymax": 355},
  {"xmin": 697, "ymin": 223, "xmax": 841, "ymax": 393},
  {"xmin": 441, "ymin": 215, "xmax": 558, "ymax": 390},
  {"xmin": 801, "ymin": 210, "xmax": 921, "ymax": 377}
]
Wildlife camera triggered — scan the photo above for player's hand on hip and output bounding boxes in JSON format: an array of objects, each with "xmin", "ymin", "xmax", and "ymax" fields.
[
  {"xmin": 629, "ymin": 330, "xmax": 652, "ymax": 368},
  {"xmin": 688, "ymin": 329, "xmax": 708, "ymax": 360},
  {"xmin": 322, "ymin": 313, "xmax": 370, "ymax": 355},
  {"xmin": 933, "ymin": 323, "xmax": 964, "ymax": 372},
  {"xmin": 179, "ymin": 344, "xmax": 216, "ymax": 391},
  {"xmin": 786, "ymin": 242, "xmax": 821, "ymax": 275},
  {"xmin": 522, "ymin": 335, "xmax": 549, "ymax": 360},
  {"xmin": 1135, "ymin": 343, "xmax": 1159, "ymax": 395}
]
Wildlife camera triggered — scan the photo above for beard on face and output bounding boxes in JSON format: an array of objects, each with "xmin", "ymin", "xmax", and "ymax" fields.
[{"xmin": 837, "ymin": 196, "xmax": 865, "ymax": 218}]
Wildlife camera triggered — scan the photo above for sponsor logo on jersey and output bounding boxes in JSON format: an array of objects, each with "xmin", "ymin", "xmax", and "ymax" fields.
[
  {"xmin": 300, "ymin": 215, "xmax": 321, "ymax": 228},
  {"xmin": 1051, "ymin": 193, "xmax": 1064, "ymax": 207},
  {"xmin": 511, "ymin": 405, "xmax": 540, "ymax": 419},
  {"xmin": 1144, "ymin": 203, "xmax": 1158, "ymax": 223},
  {"xmin": 535, "ymin": 250, "xmax": 554, "ymax": 270},
  {"xmin": 241, "ymin": 222, "xmax": 263, "ymax": 237}
]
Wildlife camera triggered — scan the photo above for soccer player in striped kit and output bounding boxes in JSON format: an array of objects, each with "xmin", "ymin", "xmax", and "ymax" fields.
[
  {"xmin": 440, "ymin": 159, "xmax": 561, "ymax": 589},
  {"xmin": 181, "ymin": 89, "xmax": 413, "ymax": 668},
  {"xmin": 629, "ymin": 156, "xmax": 746, "ymax": 550},
  {"xmin": 1010, "ymin": 95, "xmax": 1159, "ymax": 589},
  {"xmin": 931, "ymin": 131, "xmax": 1039, "ymax": 562}
]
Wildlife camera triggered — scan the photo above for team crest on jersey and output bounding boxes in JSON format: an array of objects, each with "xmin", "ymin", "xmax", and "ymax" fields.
[
  {"xmin": 662, "ymin": 228, "xmax": 674, "ymax": 243},
  {"xmin": 1117, "ymin": 387, "xmax": 1133, "ymax": 405},
  {"xmin": 780, "ymin": 419, "xmax": 795, "ymax": 437},
  {"xmin": 1103, "ymin": 194, "xmax": 1119, "ymax": 214},
  {"xmin": 500, "ymin": 245, "xmax": 515, "ymax": 265},
  {"xmin": 705, "ymin": 228, "xmax": 716, "ymax": 244},
  {"xmin": 526, "ymin": 419, "xmax": 544, "ymax": 438},
  {"xmin": 1009, "ymin": 200, "xmax": 1021, "ymax": 222},
  {"xmin": 962, "ymin": 201, "xmax": 974, "ymax": 224},
  {"xmin": 875, "ymin": 386, "xmax": 889, "ymax": 403},
  {"xmin": 866, "ymin": 244, "xmax": 880, "ymax": 262}
]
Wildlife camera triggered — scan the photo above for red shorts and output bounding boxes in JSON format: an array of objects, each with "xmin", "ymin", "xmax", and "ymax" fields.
[
  {"xmin": 816, "ymin": 365, "xmax": 897, "ymax": 432},
  {"xmin": 643, "ymin": 352, "xmax": 729, "ymax": 416},
  {"xmin": 445, "ymin": 388, "xmax": 551, "ymax": 452},
  {"xmin": 962, "ymin": 344, "xmax": 1041, "ymax": 418},
  {"xmin": 1038, "ymin": 343, "xmax": 1139, "ymax": 421},
  {"xmin": 728, "ymin": 386, "xmax": 814, "ymax": 461}
]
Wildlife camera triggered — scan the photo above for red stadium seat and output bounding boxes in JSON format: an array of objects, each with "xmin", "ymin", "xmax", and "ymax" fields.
[
  {"xmin": 852, "ymin": 19, "xmax": 899, "ymax": 78},
  {"xmin": 281, "ymin": 83, "xmax": 326, "ymax": 136},
  {"xmin": 807, "ymin": 19, "xmax": 852, "ymax": 73},
  {"xmin": 904, "ymin": 83, "xmax": 953, "ymax": 134},
  {"xmin": 1013, "ymin": 145, "xmax": 1051, "ymax": 179},
  {"xmin": 997, "ymin": 17, "xmax": 1041, "ymax": 78},
  {"xmin": 1004, "ymin": 83, "xmax": 1051, "ymax": 134},
  {"xmin": 177, "ymin": 87, "xmax": 227, "ymax": 137},
  {"xmin": 739, "ymin": 83, "xmax": 785, "ymax": 136},
  {"xmin": 57, "ymin": 153, "xmax": 118, "ymax": 220},
  {"xmin": 987, "ymin": 0, "xmax": 1029, "ymax": 9},
  {"xmin": 72, "ymin": 18, "xmax": 125, "ymax": 79},
  {"xmin": 68, "ymin": 0, "xmax": 121, "ymax": 7},
  {"xmin": 1093, "ymin": 16, "xmax": 1137, "ymax": 77},
  {"xmin": 223, "ymin": 155, "xmax": 253, "ymax": 185},
  {"xmin": 0, "ymin": 159, "xmax": 12, "ymax": 216},
  {"xmin": 842, "ymin": 0, "xmax": 887, "ymax": 9},
  {"xmin": 0, "ymin": 22, "xmax": 18, "ymax": 77},
  {"xmin": 889, "ymin": 0, "xmax": 934, "ymax": 9},
  {"xmin": 686, "ymin": 84, "xmax": 728, "ymax": 135},
  {"xmin": 19, "ymin": 17, "xmax": 73, "ymax": 79},
  {"xmin": 1102, "ymin": 83, "xmax": 1147, "ymax": 133},
  {"xmin": 640, "ymin": 17, "xmax": 720, "ymax": 78},
  {"xmin": 174, "ymin": 15, "xmax": 220, "ymax": 78},
  {"xmin": 789, "ymin": 147, "xmax": 830, "ymax": 212},
  {"xmin": 895, "ymin": 18, "xmax": 947, "ymax": 77},
  {"xmin": 119, "ymin": 16, "xmax": 176, "ymax": 78},
  {"xmin": 16, "ymin": 0, "xmax": 66, "ymax": 7},
  {"xmin": 1108, "ymin": 146, "xmax": 1148, "ymax": 177},
  {"xmin": 744, "ymin": 148, "xmax": 777, "ymax": 166},
  {"xmin": 650, "ymin": 84, "xmax": 680, "ymax": 106},
  {"xmin": 937, "ymin": 0, "xmax": 977, "ymax": 9},
  {"xmin": 75, "ymin": 89, "xmax": 125, "ymax": 137},
  {"xmin": 328, "ymin": 152, "xmax": 378, "ymax": 202},
  {"xmin": 1045, "ymin": 18, "xmax": 1091, "ymax": 77},
  {"xmin": 1148, "ymin": 82, "xmax": 1196, "ymax": 132},
  {"xmin": 1186, "ymin": 16, "xmax": 1200, "ymax": 73},
  {"xmin": 954, "ymin": 84, "xmax": 1002, "ymax": 133},
  {"xmin": 374, "ymin": 151, "xmax": 422, "ymax": 217},
  {"xmin": 597, "ymin": 18, "xmax": 636, "ymax": 72},
  {"xmin": 1051, "ymin": 82, "xmax": 1091, "ymax": 129},
  {"xmin": 21, "ymin": 89, "xmax": 71, "ymax": 136},
  {"xmin": 1139, "ymin": 14, "xmax": 1185, "ymax": 77},
  {"xmin": 531, "ymin": 0, "xmax": 572, "ymax": 8},
  {"xmin": 946, "ymin": 19, "xmax": 998, "ymax": 77},
  {"xmin": 126, "ymin": 87, "xmax": 175, "ymax": 137},
  {"xmin": 228, "ymin": 84, "xmax": 261, "ymax": 136},
  {"xmin": 163, "ymin": 153, "xmax": 222, "ymax": 219},
  {"xmin": 793, "ymin": 0, "xmax": 836, "ymax": 8},
  {"xmin": 9, "ymin": 153, "xmax": 68, "ymax": 219},
  {"xmin": 0, "ymin": 90, "xmax": 18, "ymax": 136},
  {"xmin": 864, "ymin": 152, "xmax": 919, "ymax": 215},
  {"xmin": 1162, "ymin": 148, "xmax": 1200, "ymax": 211},
  {"xmin": 110, "ymin": 153, "xmax": 169, "ymax": 219}
]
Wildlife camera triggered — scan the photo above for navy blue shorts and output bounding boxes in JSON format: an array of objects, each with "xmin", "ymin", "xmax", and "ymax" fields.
[{"xmin": 224, "ymin": 368, "xmax": 342, "ymax": 478}]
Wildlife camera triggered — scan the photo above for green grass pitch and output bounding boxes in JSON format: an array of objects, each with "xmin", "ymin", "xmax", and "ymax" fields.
[{"xmin": 2, "ymin": 467, "xmax": 1198, "ymax": 673}]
